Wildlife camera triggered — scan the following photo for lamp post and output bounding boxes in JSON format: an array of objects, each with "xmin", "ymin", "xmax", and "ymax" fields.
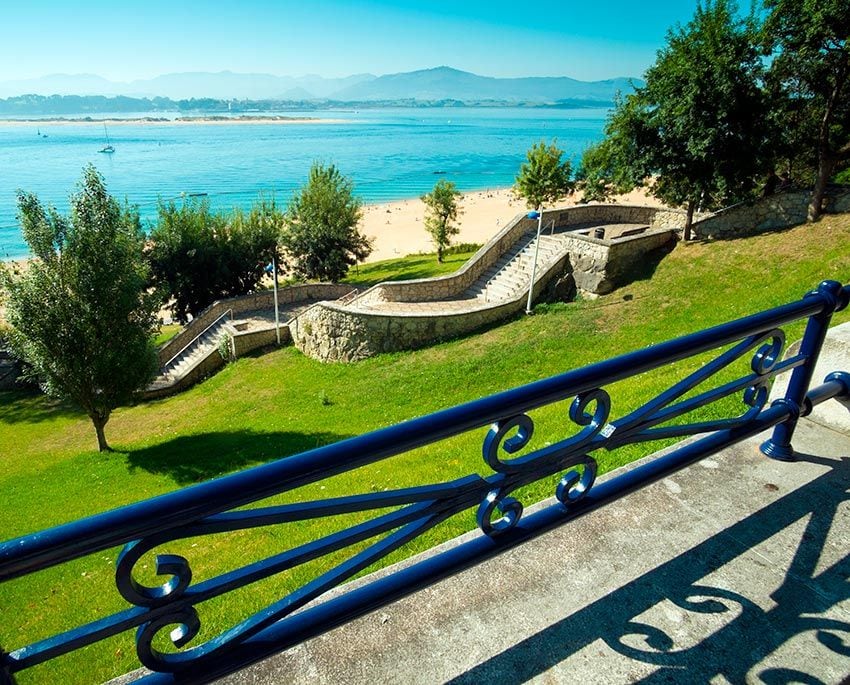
[
  {"xmin": 265, "ymin": 256, "xmax": 281, "ymax": 345},
  {"xmin": 525, "ymin": 209, "xmax": 543, "ymax": 315}
]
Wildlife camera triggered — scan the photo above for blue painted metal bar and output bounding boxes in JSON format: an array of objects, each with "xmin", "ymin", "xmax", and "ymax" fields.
[
  {"xmin": 1, "ymin": 280, "xmax": 848, "ymax": 684},
  {"xmin": 133, "ymin": 388, "xmax": 847, "ymax": 685},
  {"xmin": 761, "ymin": 281, "xmax": 848, "ymax": 460},
  {"xmin": 0, "ymin": 287, "xmax": 842, "ymax": 580}
]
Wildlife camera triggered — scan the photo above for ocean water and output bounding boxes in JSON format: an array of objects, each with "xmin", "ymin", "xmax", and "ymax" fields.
[{"xmin": 0, "ymin": 107, "xmax": 608, "ymax": 259}]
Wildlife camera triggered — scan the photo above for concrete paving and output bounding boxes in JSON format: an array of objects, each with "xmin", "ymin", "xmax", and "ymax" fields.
[{"xmin": 212, "ymin": 417, "xmax": 850, "ymax": 685}]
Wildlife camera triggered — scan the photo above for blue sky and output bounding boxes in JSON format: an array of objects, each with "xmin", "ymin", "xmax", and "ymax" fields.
[{"xmin": 0, "ymin": 1, "xmax": 713, "ymax": 82}]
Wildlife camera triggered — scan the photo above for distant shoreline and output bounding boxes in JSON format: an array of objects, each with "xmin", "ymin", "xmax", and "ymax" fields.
[
  {"xmin": 0, "ymin": 115, "xmax": 346, "ymax": 126},
  {"xmin": 1, "ymin": 187, "xmax": 661, "ymax": 265}
]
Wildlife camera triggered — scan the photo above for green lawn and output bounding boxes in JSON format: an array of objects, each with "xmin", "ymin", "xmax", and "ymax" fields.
[
  {"xmin": 1, "ymin": 218, "xmax": 848, "ymax": 683},
  {"xmin": 342, "ymin": 246, "xmax": 479, "ymax": 287},
  {"xmin": 153, "ymin": 323, "xmax": 182, "ymax": 346}
]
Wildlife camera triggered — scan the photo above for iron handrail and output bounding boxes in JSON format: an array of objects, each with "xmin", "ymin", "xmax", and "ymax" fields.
[
  {"xmin": 336, "ymin": 288, "xmax": 360, "ymax": 306},
  {"xmin": 1, "ymin": 280, "xmax": 848, "ymax": 682},
  {"xmin": 161, "ymin": 309, "xmax": 233, "ymax": 373},
  {"xmin": 2, "ymin": 283, "xmax": 848, "ymax": 575}
]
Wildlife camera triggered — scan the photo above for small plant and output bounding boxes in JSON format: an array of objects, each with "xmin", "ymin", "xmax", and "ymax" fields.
[
  {"xmin": 319, "ymin": 390, "xmax": 332, "ymax": 406},
  {"xmin": 444, "ymin": 242, "xmax": 481, "ymax": 256},
  {"xmin": 218, "ymin": 335, "xmax": 234, "ymax": 363}
]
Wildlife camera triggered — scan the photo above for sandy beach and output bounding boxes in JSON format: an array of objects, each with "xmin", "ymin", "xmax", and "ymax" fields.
[
  {"xmin": 0, "ymin": 186, "xmax": 660, "ymax": 271},
  {"xmin": 358, "ymin": 186, "xmax": 662, "ymax": 263},
  {"xmin": 0, "ymin": 116, "xmax": 346, "ymax": 127},
  {"xmin": 0, "ymin": 186, "xmax": 661, "ymax": 324}
]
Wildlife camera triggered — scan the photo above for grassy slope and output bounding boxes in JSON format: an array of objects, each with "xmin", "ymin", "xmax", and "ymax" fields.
[
  {"xmin": 0, "ymin": 219, "xmax": 848, "ymax": 683},
  {"xmin": 342, "ymin": 247, "xmax": 478, "ymax": 287}
]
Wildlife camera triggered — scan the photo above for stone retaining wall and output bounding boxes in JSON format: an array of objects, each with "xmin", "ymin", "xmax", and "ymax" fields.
[
  {"xmin": 158, "ymin": 283, "xmax": 354, "ymax": 365},
  {"xmin": 693, "ymin": 187, "xmax": 850, "ymax": 240},
  {"xmin": 548, "ymin": 203, "xmax": 684, "ymax": 229},
  {"xmin": 291, "ymin": 254, "xmax": 571, "ymax": 362},
  {"xmin": 565, "ymin": 228, "xmax": 676, "ymax": 295},
  {"xmin": 230, "ymin": 325, "xmax": 291, "ymax": 358}
]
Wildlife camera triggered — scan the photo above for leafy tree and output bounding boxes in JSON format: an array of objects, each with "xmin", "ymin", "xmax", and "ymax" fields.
[
  {"xmin": 580, "ymin": 1, "xmax": 769, "ymax": 239},
  {"xmin": 1, "ymin": 166, "xmax": 159, "ymax": 451},
  {"xmin": 148, "ymin": 197, "xmax": 282, "ymax": 322},
  {"xmin": 514, "ymin": 140, "xmax": 575, "ymax": 210},
  {"xmin": 577, "ymin": 107, "xmax": 651, "ymax": 203},
  {"xmin": 421, "ymin": 179, "xmax": 463, "ymax": 262},
  {"xmin": 763, "ymin": 0, "xmax": 850, "ymax": 220},
  {"xmin": 281, "ymin": 162, "xmax": 371, "ymax": 281}
]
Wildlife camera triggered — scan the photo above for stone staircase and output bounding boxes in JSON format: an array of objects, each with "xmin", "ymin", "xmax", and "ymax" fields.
[
  {"xmin": 288, "ymin": 204, "xmax": 682, "ymax": 361},
  {"xmin": 146, "ymin": 316, "xmax": 231, "ymax": 394},
  {"xmin": 463, "ymin": 230, "xmax": 565, "ymax": 303}
]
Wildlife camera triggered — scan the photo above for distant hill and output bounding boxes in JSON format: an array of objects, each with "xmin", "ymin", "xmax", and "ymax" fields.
[
  {"xmin": 0, "ymin": 73, "xmax": 119, "ymax": 98},
  {"xmin": 0, "ymin": 71, "xmax": 378, "ymax": 100},
  {"xmin": 0, "ymin": 67, "xmax": 640, "ymax": 104},
  {"xmin": 330, "ymin": 66, "xmax": 639, "ymax": 103}
]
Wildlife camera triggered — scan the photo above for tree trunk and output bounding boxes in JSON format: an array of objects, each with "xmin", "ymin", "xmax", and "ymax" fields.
[
  {"xmin": 91, "ymin": 413, "xmax": 112, "ymax": 452},
  {"xmin": 808, "ymin": 154, "xmax": 833, "ymax": 222},
  {"xmin": 683, "ymin": 199, "xmax": 695, "ymax": 242},
  {"xmin": 437, "ymin": 245, "xmax": 443, "ymax": 263},
  {"xmin": 809, "ymin": 56, "xmax": 847, "ymax": 222}
]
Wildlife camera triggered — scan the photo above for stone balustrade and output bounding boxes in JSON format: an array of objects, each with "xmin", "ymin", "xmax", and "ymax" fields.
[
  {"xmin": 290, "ymin": 203, "xmax": 681, "ymax": 362},
  {"xmin": 158, "ymin": 283, "xmax": 355, "ymax": 365}
]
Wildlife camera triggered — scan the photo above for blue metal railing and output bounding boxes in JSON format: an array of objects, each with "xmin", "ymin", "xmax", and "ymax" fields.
[{"xmin": 1, "ymin": 280, "xmax": 849, "ymax": 684}]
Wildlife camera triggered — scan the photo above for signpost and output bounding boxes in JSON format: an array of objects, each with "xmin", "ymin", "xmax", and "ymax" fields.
[
  {"xmin": 265, "ymin": 257, "xmax": 281, "ymax": 345},
  {"xmin": 525, "ymin": 210, "xmax": 543, "ymax": 315}
]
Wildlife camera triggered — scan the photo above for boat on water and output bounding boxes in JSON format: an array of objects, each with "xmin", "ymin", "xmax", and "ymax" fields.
[{"xmin": 98, "ymin": 124, "xmax": 114, "ymax": 153}]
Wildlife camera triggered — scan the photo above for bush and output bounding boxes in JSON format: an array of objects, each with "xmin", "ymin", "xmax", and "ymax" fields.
[
  {"xmin": 281, "ymin": 163, "xmax": 371, "ymax": 281},
  {"xmin": 148, "ymin": 198, "xmax": 282, "ymax": 322}
]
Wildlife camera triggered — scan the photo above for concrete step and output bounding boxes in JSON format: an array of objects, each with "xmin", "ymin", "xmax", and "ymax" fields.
[
  {"xmin": 160, "ymin": 333, "xmax": 225, "ymax": 380},
  {"xmin": 484, "ymin": 276, "xmax": 526, "ymax": 291}
]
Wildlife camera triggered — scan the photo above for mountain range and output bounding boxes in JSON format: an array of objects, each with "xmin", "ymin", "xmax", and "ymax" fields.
[{"xmin": 0, "ymin": 67, "xmax": 640, "ymax": 104}]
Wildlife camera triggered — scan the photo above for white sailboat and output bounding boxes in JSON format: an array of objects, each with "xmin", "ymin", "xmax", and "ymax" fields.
[{"xmin": 98, "ymin": 124, "xmax": 114, "ymax": 153}]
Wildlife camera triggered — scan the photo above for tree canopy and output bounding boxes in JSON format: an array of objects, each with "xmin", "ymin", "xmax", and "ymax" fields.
[
  {"xmin": 421, "ymin": 179, "xmax": 463, "ymax": 262},
  {"xmin": 763, "ymin": 0, "xmax": 850, "ymax": 220},
  {"xmin": 514, "ymin": 140, "xmax": 575, "ymax": 210},
  {"xmin": 580, "ymin": 0, "xmax": 768, "ymax": 239},
  {"xmin": 280, "ymin": 163, "xmax": 371, "ymax": 281},
  {"xmin": 1, "ymin": 166, "xmax": 159, "ymax": 451},
  {"xmin": 148, "ymin": 197, "xmax": 282, "ymax": 322}
]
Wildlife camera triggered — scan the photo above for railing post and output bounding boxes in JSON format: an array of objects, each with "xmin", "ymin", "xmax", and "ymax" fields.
[
  {"xmin": 1, "ymin": 648, "xmax": 16, "ymax": 685},
  {"xmin": 761, "ymin": 280, "xmax": 847, "ymax": 461}
]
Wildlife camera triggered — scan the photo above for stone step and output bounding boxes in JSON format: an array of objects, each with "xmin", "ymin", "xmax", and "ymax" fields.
[
  {"xmin": 483, "ymin": 267, "xmax": 525, "ymax": 283},
  {"xmin": 482, "ymin": 279, "xmax": 517, "ymax": 292},
  {"xmin": 161, "ymin": 334, "xmax": 225, "ymax": 378},
  {"xmin": 487, "ymin": 268, "xmax": 527, "ymax": 284},
  {"xmin": 476, "ymin": 285, "xmax": 519, "ymax": 300},
  {"xmin": 519, "ymin": 244, "xmax": 560, "ymax": 258}
]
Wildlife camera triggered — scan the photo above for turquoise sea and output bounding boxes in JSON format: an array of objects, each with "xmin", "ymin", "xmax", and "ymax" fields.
[{"xmin": 0, "ymin": 107, "xmax": 608, "ymax": 260}]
